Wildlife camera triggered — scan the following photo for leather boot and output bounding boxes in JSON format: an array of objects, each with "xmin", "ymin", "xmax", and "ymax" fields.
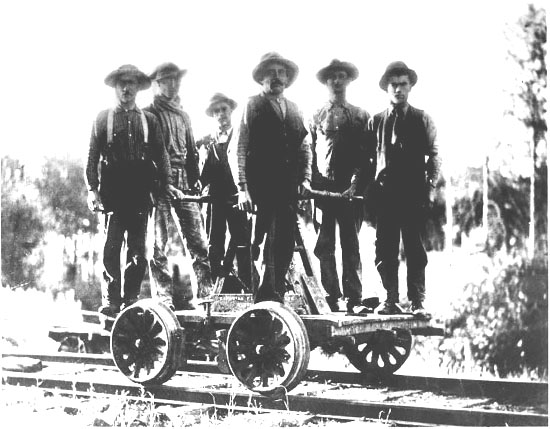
[{"xmin": 376, "ymin": 261, "xmax": 402, "ymax": 315}]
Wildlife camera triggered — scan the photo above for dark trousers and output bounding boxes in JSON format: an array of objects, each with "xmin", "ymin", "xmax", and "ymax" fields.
[
  {"xmin": 150, "ymin": 198, "xmax": 213, "ymax": 303},
  {"xmin": 314, "ymin": 201, "xmax": 362, "ymax": 304},
  {"xmin": 102, "ymin": 210, "xmax": 148, "ymax": 307},
  {"xmin": 208, "ymin": 201, "xmax": 251, "ymax": 288},
  {"xmin": 254, "ymin": 201, "xmax": 296, "ymax": 303},
  {"xmin": 374, "ymin": 198, "xmax": 427, "ymax": 303}
]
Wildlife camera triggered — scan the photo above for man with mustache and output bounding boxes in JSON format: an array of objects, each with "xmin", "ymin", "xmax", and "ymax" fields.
[
  {"xmin": 145, "ymin": 62, "xmax": 214, "ymax": 310},
  {"xmin": 370, "ymin": 61, "xmax": 441, "ymax": 317},
  {"xmin": 199, "ymin": 93, "xmax": 251, "ymax": 290},
  {"xmin": 309, "ymin": 59, "xmax": 374, "ymax": 313},
  {"xmin": 86, "ymin": 64, "xmax": 172, "ymax": 318},
  {"xmin": 236, "ymin": 52, "xmax": 312, "ymax": 303}
]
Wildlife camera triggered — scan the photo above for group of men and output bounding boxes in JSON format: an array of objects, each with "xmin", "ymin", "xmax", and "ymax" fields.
[{"xmin": 85, "ymin": 52, "xmax": 440, "ymax": 320}]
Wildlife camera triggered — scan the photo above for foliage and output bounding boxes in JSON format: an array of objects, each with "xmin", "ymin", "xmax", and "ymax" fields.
[
  {"xmin": 452, "ymin": 169, "xmax": 531, "ymax": 252},
  {"xmin": 505, "ymin": 3, "xmax": 547, "ymax": 260},
  {"xmin": 34, "ymin": 156, "xmax": 99, "ymax": 236},
  {"xmin": 1, "ymin": 157, "xmax": 45, "ymax": 289},
  {"xmin": 448, "ymin": 255, "xmax": 548, "ymax": 377}
]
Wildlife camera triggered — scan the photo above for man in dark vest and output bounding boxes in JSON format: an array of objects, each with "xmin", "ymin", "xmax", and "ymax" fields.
[
  {"xmin": 199, "ymin": 93, "xmax": 251, "ymax": 289},
  {"xmin": 146, "ymin": 62, "xmax": 214, "ymax": 310},
  {"xmin": 235, "ymin": 52, "xmax": 312, "ymax": 303},
  {"xmin": 86, "ymin": 64, "xmax": 172, "ymax": 318},
  {"xmin": 370, "ymin": 61, "xmax": 441, "ymax": 317}
]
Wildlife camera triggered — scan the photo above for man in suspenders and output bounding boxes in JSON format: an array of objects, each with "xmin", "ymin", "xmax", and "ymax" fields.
[
  {"xmin": 199, "ymin": 93, "xmax": 251, "ymax": 290},
  {"xmin": 86, "ymin": 64, "xmax": 172, "ymax": 318}
]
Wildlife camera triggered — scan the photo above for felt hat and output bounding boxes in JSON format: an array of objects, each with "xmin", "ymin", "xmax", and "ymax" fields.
[
  {"xmin": 379, "ymin": 61, "xmax": 417, "ymax": 90},
  {"xmin": 104, "ymin": 64, "xmax": 151, "ymax": 90},
  {"xmin": 149, "ymin": 62, "xmax": 187, "ymax": 81},
  {"xmin": 252, "ymin": 52, "xmax": 299, "ymax": 86},
  {"xmin": 205, "ymin": 93, "xmax": 238, "ymax": 117},
  {"xmin": 316, "ymin": 59, "xmax": 359, "ymax": 83}
]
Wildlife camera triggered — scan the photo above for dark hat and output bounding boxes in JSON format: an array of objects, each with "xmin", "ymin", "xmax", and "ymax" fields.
[
  {"xmin": 205, "ymin": 93, "xmax": 237, "ymax": 117},
  {"xmin": 316, "ymin": 59, "xmax": 359, "ymax": 83},
  {"xmin": 252, "ymin": 52, "xmax": 299, "ymax": 86},
  {"xmin": 104, "ymin": 64, "xmax": 151, "ymax": 90},
  {"xmin": 149, "ymin": 62, "xmax": 187, "ymax": 81},
  {"xmin": 379, "ymin": 61, "xmax": 417, "ymax": 90}
]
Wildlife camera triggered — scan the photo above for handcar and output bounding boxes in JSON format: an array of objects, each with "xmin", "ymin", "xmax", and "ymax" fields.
[{"xmin": 109, "ymin": 191, "xmax": 444, "ymax": 398}]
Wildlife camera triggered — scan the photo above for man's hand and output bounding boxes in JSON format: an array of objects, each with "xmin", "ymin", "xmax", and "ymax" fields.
[
  {"xmin": 87, "ymin": 190, "xmax": 103, "ymax": 212},
  {"xmin": 341, "ymin": 183, "xmax": 357, "ymax": 200},
  {"xmin": 237, "ymin": 185, "xmax": 254, "ymax": 212},
  {"xmin": 167, "ymin": 184, "xmax": 185, "ymax": 200},
  {"xmin": 298, "ymin": 179, "xmax": 311, "ymax": 198},
  {"xmin": 192, "ymin": 180, "xmax": 202, "ymax": 194}
]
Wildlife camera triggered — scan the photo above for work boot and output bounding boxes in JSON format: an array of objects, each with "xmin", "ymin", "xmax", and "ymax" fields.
[
  {"xmin": 98, "ymin": 304, "xmax": 120, "ymax": 319},
  {"xmin": 411, "ymin": 301, "xmax": 431, "ymax": 319},
  {"xmin": 377, "ymin": 300, "xmax": 404, "ymax": 315}
]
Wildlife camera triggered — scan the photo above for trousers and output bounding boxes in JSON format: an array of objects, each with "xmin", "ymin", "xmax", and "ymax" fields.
[{"xmin": 102, "ymin": 210, "xmax": 148, "ymax": 308}]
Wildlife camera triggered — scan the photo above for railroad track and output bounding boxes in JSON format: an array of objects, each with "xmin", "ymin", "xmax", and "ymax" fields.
[{"xmin": 2, "ymin": 351, "xmax": 548, "ymax": 426}]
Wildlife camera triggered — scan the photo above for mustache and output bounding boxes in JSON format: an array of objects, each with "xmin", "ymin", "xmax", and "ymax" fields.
[{"xmin": 270, "ymin": 79, "xmax": 284, "ymax": 87}]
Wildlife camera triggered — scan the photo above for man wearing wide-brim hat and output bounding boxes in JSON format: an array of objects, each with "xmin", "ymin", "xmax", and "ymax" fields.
[
  {"xmin": 309, "ymin": 59, "xmax": 375, "ymax": 313},
  {"xmin": 145, "ymin": 62, "xmax": 214, "ymax": 310},
  {"xmin": 369, "ymin": 61, "xmax": 441, "ymax": 318},
  {"xmin": 197, "ymin": 93, "xmax": 252, "ymax": 291},
  {"xmin": 235, "ymin": 52, "xmax": 312, "ymax": 303},
  {"xmin": 85, "ymin": 64, "xmax": 172, "ymax": 319}
]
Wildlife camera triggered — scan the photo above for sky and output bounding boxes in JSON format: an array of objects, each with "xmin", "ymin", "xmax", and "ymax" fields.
[{"xmin": 0, "ymin": 0, "xmax": 543, "ymax": 178}]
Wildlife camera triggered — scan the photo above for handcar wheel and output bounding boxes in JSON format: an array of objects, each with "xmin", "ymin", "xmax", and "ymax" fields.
[
  {"xmin": 344, "ymin": 329, "xmax": 412, "ymax": 377},
  {"xmin": 111, "ymin": 299, "xmax": 184, "ymax": 385},
  {"xmin": 226, "ymin": 301, "xmax": 310, "ymax": 398}
]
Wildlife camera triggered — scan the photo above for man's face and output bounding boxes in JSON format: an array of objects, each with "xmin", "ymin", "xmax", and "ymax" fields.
[
  {"xmin": 261, "ymin": 62, "xmax": 288, "ymax": 96},
  {"xmin": 212, "ymin": 102, "xmax": 233, "ymax": 129},
  {"xmin": 326, "ymin": 70, "xmax": 350, "ymax": 95},
  {"xmin": 387, "ymin": 74, "xmax": 412, "ymax": 106},
  {"xmin": 115, "ymin": 76, "xmax": 139, "ymax": 106},
  {"xmin": 157, "ymin": 75, "xmax": 181, "ymax": 100}
]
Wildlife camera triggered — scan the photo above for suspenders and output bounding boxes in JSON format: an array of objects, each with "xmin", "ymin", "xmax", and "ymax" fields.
[{"xmin": 106, "ymin": 108, "xmax": 148, "ymax": 145}]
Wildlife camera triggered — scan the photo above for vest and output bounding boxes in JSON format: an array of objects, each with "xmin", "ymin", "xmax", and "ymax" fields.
[
  {"xmin": 372, "ymin": 105, "xmax": 429, "ymax": 199},
  {"xmin": 245, "ymin": 95, "xmax": 308, "ymax": 202}
]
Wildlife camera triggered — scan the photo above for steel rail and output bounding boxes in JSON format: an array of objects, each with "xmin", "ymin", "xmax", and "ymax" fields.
[
  {"xmin": 3, "ymin": 371, "xmax": 546, "ymax": 426},
  {"xmin": 3, "ymin": 351, "xmax": 547, "ymax": 401}
]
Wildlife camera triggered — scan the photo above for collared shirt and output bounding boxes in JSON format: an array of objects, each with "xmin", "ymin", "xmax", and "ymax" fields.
[
  {"xmin": 309, "ymin": 100, "xmax": 371, "ymax": 188},
  {"xmin": 85, "ymin": 105, "xmax": 170, "ymax": 191}
]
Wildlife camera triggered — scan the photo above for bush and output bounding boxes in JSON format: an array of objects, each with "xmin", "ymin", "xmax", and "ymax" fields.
[{"xmin": 448, "ymin": 255, "xmax": 548, "ymax": 378}]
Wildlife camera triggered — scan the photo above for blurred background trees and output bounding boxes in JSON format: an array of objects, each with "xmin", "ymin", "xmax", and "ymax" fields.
[{"xmin": 0, "ymin": 3, "xmax": 546, "ymax": 378}]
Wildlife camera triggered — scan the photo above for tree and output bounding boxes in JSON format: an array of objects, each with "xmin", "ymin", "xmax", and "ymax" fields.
[
  {"xmin": 1, "ymin": 157, "xmax": 45, "ymax": 289},
  {"xmin": 34, "ymin": 156, "xmax": 99, "ymax": 236},
  {"xmin": 505, "ymin": 3, "xmax": 547, "ymax": 260}
]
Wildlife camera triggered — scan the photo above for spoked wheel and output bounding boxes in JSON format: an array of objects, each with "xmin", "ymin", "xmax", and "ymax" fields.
[
  {"xmin": 226, "ymin": 301, "xmax": 310, "ymax": 398},
  {"xmin": 344, "ymin": 329, "xmax": 412, "ymax": 377},
  {"xmin": 111, "ymin": 299, "xmax": 184, "ymax": 385}
]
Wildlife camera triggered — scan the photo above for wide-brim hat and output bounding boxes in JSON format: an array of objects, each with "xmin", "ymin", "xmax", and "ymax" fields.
[
  {"xmin": 149, "ymin": 62, "xmax": 187, "ymax": 81},
  {"xmin": 379, "ymin": 61, "xmax": 417, "ymax": 90},
  {"xmin": 104, "ymin": 64, "xmax": 151, "ymax": 90},
  {"xmin": 252, "ymin": 52, "xmax": 299, "ymax": 86},
  {"xmin": 316, "ymin": 59, "xmax": 359, "ymax": 83},
  {"xmin": 205, "ymin": 93, "xmax": 238, "ymax": 117}
]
